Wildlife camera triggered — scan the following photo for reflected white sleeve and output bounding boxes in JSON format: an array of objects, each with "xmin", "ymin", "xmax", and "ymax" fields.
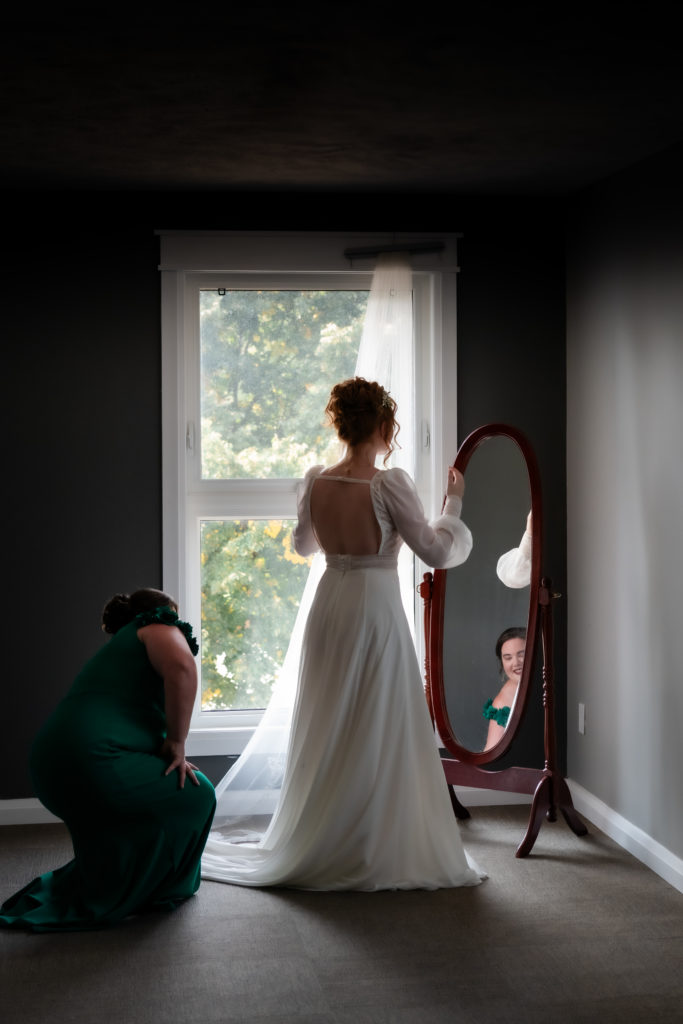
[
  {"xmin": 496, "ymin": 531, "xmax": 532, "ymax": 588},
  {"xmin": 379, "ymin": 468, "xmax": 473, "ymax": 569}
]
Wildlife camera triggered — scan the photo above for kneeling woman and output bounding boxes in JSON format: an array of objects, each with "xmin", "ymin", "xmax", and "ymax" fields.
[{"xmin": 0, "ymin": 589, "xmax": 216, "ymax": 931}]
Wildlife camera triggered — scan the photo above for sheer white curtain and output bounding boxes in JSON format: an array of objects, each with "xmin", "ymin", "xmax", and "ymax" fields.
[
  {"xmin": 210, "ymin": 252, "xmax": 414, "ymax": 828},
  {"xmin": 355, "ymin": 251, "xmax": 415, "ymax": 475}
]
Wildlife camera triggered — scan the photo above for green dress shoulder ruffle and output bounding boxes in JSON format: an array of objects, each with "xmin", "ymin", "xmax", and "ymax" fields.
[
  {"xmin": 132, "ymin": 605, "xmax": 199, "ymax": 656},
  {"xmin": 482, "ymin": 698, "xmax": 510, "ymax": 728}
]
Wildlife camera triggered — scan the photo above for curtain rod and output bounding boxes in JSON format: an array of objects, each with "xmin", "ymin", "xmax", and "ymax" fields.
[{"xmin": 343, "ymin": 240, "xmax": 445, "ymax": 260}]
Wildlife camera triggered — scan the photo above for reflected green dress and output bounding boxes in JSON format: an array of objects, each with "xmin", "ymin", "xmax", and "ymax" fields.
[{"xmin": 0, "ymin": 606, "xmax": 216, "ymax": 932}]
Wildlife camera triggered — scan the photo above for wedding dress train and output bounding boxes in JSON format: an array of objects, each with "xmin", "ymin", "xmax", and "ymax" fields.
[{"xmin": 201, "ymin": 466, "xmax": 485, "ymax": 891}]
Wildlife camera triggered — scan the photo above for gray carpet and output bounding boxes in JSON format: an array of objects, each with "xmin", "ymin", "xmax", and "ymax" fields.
[{"xmin": 1, "ymin": 805, "xmax": 682, "ymax": 1024}]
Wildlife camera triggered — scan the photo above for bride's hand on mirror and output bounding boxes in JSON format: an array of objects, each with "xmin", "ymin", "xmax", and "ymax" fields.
[{"xmin": 447, "ymin": 467, "xmax": 465, "ymax": 499}]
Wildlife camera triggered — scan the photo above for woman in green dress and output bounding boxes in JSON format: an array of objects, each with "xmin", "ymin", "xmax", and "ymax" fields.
[{"xmin": 0, "ymin": 588, "xmax": 216, "ymax": 931}]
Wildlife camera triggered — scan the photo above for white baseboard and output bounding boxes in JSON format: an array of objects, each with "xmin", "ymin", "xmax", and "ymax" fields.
[
  {"xmin": 453, "ymin": 788, "xmax": 532, "ymax": 806},
  {"xmin": 567, "ymin": 778, "xmax": 683, "ymax": 895}
]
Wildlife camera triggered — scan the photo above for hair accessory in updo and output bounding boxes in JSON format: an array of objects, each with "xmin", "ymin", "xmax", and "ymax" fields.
[{"xmin": 324, "ymin": 377, "xmax": 400, "ymax": 462}]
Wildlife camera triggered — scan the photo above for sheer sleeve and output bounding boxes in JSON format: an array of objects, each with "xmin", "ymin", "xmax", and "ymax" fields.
[
  {"xmin": 378, "ymin": 468, "xmax": 473, "ymax": 569},
  {"xmin": 496, "ymin": 531, "xmax": 532, "ymax": 588},
  {"xmin": 291, "ymin": 465, "xmax": 324, "ymax": 556}
]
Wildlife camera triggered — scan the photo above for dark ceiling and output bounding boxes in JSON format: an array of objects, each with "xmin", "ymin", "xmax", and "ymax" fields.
[{"xmin": 3, "ymin": 10, "xmax": 683, "ymax": 194}]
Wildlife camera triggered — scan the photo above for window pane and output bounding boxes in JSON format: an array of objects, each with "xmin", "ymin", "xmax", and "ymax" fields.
[
  {"xmin": 200, "ymin": 519, "xmax": 313, "ymax": 711},
  {"xmin": 200, "ymin": 290, "xmax": 368, "ymax": 478}
]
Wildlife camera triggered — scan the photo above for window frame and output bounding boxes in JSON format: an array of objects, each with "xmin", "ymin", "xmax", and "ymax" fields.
[{"xmin": 159, "ymin": 232, "xmax": 459, "ymax": 755}]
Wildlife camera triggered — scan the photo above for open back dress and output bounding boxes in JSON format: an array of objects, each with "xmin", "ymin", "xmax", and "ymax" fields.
[{"xmin": 201, "ymin": 466, "xmax": 485, "ymax": 890}]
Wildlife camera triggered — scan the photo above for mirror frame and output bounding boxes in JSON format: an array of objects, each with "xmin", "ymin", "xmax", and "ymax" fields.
[{"xmin": 428, "ymin": 423, "xmax": 543, "ymax": 765}]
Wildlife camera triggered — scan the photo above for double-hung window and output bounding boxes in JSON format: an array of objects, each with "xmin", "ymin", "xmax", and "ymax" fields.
[{"xmin": 159, "ymin": 232, "xmax": 459, "ymax": 754}]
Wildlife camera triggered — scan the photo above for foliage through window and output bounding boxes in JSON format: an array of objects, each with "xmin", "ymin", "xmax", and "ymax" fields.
[
  {"xmin": 198, "ymin": 289, "xmax": 368, "ymax": 710},
  {"xmin": 200, "ymin": 518, "xmax": 313, "ymax": 710},
  {"xmin": 200, "ymin": 290, "xmax": 368, "ymax": 479}
]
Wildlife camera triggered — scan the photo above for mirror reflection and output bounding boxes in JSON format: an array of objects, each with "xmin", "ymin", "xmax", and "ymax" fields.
[
  {"xmin": 442, "ymin": 436, "xmax": 532, "ymax": 753},
  {"xmin": 483, "ymin": 626, "xmax": 526, "ymax": 750}
]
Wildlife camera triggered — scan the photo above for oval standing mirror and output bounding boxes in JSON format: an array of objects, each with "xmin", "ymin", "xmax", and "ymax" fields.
[
  {"xmin": 421, "ymin": 423, "xmax": 587, "ymax": 856},
  {"xmin": 429, "ymin": 424, "xmax": 541, "ymax": 765}
]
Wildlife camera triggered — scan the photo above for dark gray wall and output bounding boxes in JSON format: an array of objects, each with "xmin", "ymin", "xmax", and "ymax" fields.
[
  {"xmin": 456, "ymin": 201, "xmax": 567, "ymax": 772},
  {"xmin": 3, "ymin": 205, "xmax": 163, "ymax": 798},
  {"xmin": 2, "ymin": 193, "xmax": 566, "ymax": 797},
  {"xmin": 566, "ymin": 141, "xmax": 683, "ymax": 859}
]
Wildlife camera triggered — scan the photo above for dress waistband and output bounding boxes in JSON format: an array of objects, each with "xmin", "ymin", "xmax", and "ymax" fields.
[{"xmin": 325, "ymin": 553, "xmax": 398, "ymax": 571}]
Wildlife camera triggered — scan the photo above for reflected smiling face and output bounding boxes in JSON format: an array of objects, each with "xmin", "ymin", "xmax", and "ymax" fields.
[{"xmin": 500, "ymin": 636, "xmax": 526, "ymax": 685}]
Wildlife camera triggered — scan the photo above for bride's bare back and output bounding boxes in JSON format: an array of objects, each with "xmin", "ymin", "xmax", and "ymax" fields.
[{"xmin": 309, "ymin": 473, "xmax": 382, "ymax": 555}]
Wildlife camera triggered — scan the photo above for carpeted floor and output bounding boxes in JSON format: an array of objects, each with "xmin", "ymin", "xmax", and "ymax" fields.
[{"xmin": 1, "ymin": 805, "xmax": 682, "ymax": 1024}]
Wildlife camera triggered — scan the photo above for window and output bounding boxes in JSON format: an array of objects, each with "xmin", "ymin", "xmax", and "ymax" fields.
[
  {"xmin": 159, "ymin": 232, "xmax": 459, "ymax": 754},
  {"xmin": 196, "ymin": 285, "xmax": 368, "ymax": 714}
]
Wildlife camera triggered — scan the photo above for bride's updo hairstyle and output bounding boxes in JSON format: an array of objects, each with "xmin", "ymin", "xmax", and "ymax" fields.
[
  {"xmin": 325, "ymin": 377, "xmax": 399, "ymax": 464},
  {"xmin": 102, "ymin": 588, "xmax": 178, "ymax": 634}
]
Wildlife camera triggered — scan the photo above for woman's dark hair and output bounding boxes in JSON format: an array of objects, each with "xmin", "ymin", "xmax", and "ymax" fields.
[
  {"xmin": 324, "ymin": 377, "xmax": 400, "ymax": 464},
  {"xmin": 101, "ymin": 588, "xmax": 178, "ymax": 634},
  {"xmin": 495, "ymin": 626, "xmax": 527, "ymax": 681}
]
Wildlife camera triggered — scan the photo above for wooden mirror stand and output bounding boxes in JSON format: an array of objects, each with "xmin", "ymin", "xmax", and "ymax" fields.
[{"xmin": 420, "ymin": 424, "xmax": 588, "ymax": 856}]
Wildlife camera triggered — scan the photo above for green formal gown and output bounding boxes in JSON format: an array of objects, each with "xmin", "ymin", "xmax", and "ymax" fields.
[{"xmin": 0, "ymin": 606, "xmax": 216, "ymax": 931}]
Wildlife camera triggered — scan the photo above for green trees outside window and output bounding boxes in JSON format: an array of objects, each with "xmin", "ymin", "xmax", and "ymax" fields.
[
  {"xmin": 199, "ymin": 289, "xmax": 368, "ymax": 709},
  {"xmin": 200, "ymin": 290, "xmax": 368, "ymax": 479}
]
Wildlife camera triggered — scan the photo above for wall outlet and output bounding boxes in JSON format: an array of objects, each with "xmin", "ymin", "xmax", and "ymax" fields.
[{"xmin": 578, "ymin": 702, "xmax": 586, "ymax": 735}]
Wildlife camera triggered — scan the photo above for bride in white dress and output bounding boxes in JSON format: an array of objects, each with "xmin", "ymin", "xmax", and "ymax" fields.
[{"xmin": 201, "ymin": 378, "xmax": 485, "ymax": 891}]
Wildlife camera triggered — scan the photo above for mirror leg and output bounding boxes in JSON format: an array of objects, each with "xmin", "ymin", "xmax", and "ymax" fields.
[
  {"xmin": 517, "ymin": 774, "xmax": 588, "ymax": 856},
  {"xmin": 516, "ymin": 775, "xmax": 552, "ymax": 856},
  {"xmin": 554, "ymin": 777, "xmax": 589, "ymax": 837},
  {"xmin": 448, "ymin": 785, "xmax": 471, "ymax": 820}
]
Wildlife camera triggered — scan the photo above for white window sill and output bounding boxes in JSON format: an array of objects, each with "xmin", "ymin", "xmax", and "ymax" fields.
[{"xmin": 186, "ymin": 725, "xmax": 255, "ymax": 758}]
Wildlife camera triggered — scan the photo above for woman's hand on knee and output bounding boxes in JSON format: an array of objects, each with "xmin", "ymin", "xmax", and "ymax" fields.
[{"xmin": 159, "ymin": 737, "xmax": 200, "ymax": 789}]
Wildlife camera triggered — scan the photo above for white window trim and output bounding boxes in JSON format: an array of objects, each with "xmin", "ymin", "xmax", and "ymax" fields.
[{"xmin": 159, "ymin": 232, "xmax": 459, "ymax": 755}]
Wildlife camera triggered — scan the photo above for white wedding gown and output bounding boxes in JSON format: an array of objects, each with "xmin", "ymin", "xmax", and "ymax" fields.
[{"xmin": 201, "ymin": 466, "xmax": 485, "ymax": 890}]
